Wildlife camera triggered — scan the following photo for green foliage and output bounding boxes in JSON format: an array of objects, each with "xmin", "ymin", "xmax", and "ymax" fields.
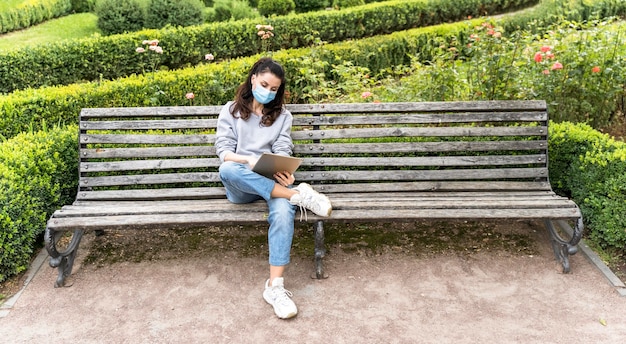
[
  {"xmin": 258, "ymin": 0, "xmax": 296, "ymax": 16},
  {"xmin": 0, "ymin": 0, "xmax": 72, "ymax": 34},
  {"xmin": 332, "ymin": 0, "xmax": 365, "ymax": 9},
  {"xmin": 0, "ymin": 0, "xmax": 541, "ymax": 94},
  {"xmin": 205, "ymin": 0, "xmax": 260, "ymax": 22},
  {"xmin": 0, "ymin": 125, "xmax": 78, "ymax": 283},
  {"xmin": 144, "ymin": 0, "xmax": 205, "ymax": 29},
  {"xmin": 294, "ymin": 0, "xmax": 330, "ymax": 13},
  {"xmin": 548, "ymin": 121, "xmax": 626, "ymax": 251},
  {"xmin": 95, "ymin": 0, "xmax": 145, "ymax": 35},
  {"xmin": 71, "ymin": 0, "xmax": 96, "ymax": 12}
]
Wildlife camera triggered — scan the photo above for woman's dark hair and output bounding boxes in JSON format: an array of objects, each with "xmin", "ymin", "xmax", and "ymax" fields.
[{"xmin": 230, "ymin": 57, "xmax": 286, "ymax": 126}]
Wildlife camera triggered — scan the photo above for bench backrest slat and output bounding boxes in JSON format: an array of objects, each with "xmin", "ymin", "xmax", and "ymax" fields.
[{"xmin": 77, "ymin": 101, "xmax": 550, "ymax": 201}]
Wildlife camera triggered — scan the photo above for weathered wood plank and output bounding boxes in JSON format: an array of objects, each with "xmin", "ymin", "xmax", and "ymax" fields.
[
  {"xmin": 285, "ymin": 100, "xmax": 547, "ymax": 114},
  {"xmin": 75, "ymin": 187, "xmax": 227, "ymax": 201},
  {"xmin": 82, "ymin": 134, "xmax": 215, "ymax": 144},
  {"xmin": 301, "ymin": 155, "xmax": 546, "ymax": 167},
  {"xmin": 81, "ymin": 172, "xmax": 221, "ymax": 187},
  {"xmin": 81, "ymin": 158, "xmax": 221, "ymax": 172},
  {"xmin": 81, "ymin": 146, "xmax": 216, "ymax": 158},
  {"xmin": 290, "ymin": 126, "xmax": 547, "ymax": 140},
  {"xmin": 291, "ymin": 112, "xmax": 547, "ymax": 126},
  {"xmin": 81, "ymin": 119, "xmax": 218, "ymax": 130},
  {"xmin": 81, "ymin": 106, "xmax": 222, "ymax": 118},
  {"xmin": 47, "ymin": 206, "xmax": 578, "ymax": 231},
  {"xmin": 291, "ymin": 140, "xmax": 546, "ymax": 154}
]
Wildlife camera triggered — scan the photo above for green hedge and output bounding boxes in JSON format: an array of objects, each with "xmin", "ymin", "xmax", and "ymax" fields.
[
  {"xmin": 0, "ymin": 125, "xmax": 78, "ymax": 282},
  {"xmin": 0, "ymin": 0, "xmax": 72, "ymax": 34},
  {"xmin": 0, "ymin": 0, "xmax": 538, "ymax": 93},
  {"xmin": 549, "ymin": 121, "xmax": 626, "ymax": 251},
  {"xmin": 3, "ymin": 0, "xmax": 626, "ymax": 140}
]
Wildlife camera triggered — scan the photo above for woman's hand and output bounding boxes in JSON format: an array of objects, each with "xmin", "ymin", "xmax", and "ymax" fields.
[
  {"xmin": 246, "ymin": 156, "xmax": 259, "ymax": 168},
  {"xmin": 274, "ymin": 171, "xmax": 295, "ymax": 187}
]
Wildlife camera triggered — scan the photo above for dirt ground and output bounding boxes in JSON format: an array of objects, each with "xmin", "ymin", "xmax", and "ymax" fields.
[{"xmin": 1, "ymin": 219, "xmax": 626, "ymax": 343}]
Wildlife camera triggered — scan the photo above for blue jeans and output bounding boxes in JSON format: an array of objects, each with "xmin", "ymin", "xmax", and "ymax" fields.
[{"xmin": 219, "ymin": 161, "xmax": 296, "ymax": 266}]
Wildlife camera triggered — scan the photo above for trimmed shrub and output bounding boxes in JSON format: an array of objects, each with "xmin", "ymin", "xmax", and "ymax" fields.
[
  {"xmin": 0, "ymin": 125, "xmax": 78, "ymax": 283},
  {"xmin": 258, "ymin": 0, "xmax": 296, "ymax": 16},
  {"xmin": 0, "ymin": 0, "xmax": 72, "ymax": 34},
  {"xmin": 95, "ymin": 0, "xmax": 145, "ymax": 35},
  {"xmin": 144, "ymin": 0, "xmax": 205, "ymax": 29},
  {"xmin": 0, "ymin": 0, "xmax": 543, "ymax": 94},
  {"xmin": 71, "ymin": 0, "xmax": 96, "ymax": 13},
  {"xmin": 294, "ymin": 0, "xmax": 330, "ymax": 13},
  {"xmin": 549, "ymin": 121, "xmax": 626, "ymax": 251},
  {"xmin": 333, "ymin": 0, "xmax": 365, "ymax": 9}
]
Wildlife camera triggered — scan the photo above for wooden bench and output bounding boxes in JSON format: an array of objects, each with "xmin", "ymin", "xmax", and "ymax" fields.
[{"xmin": 45, "ymin": 100, "xmax": 584, "ymax": 287}]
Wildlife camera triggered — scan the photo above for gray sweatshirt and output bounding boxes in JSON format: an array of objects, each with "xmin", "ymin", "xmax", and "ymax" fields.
[{"xmin": 215, "ymin": 101, "xmax": 294, "ymax": 161}]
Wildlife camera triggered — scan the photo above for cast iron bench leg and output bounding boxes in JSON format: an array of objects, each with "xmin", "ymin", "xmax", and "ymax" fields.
[
  {"xmin": 544, "ymin": 217, "xmax": 584, "ymax": 273},
  {"xmin": 44, "ymin": 227, "xmax": 84, "ymax": 288},
  {"xmin": 312, "ymin": 220, "xmax": 328, "ymax": 279}
]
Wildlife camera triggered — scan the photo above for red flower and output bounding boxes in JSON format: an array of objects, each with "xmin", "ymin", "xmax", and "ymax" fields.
[
  {"xmin": 534, "ymin": 52, "xmax": 543, "ymax": 63},
  {"xmin": 551, "ymin": 62, "xmax": 563, "ymax": 70},
  {"xmin": 591, "ymin": 66, "xmax": 601, "ymax": 73},
  {"xmin": 542, "ymin": 70, "xmax": 550, "ymax": 75},
  {"xmin": 541, "ymin": 46, "xmax": 552, "ymax": 53}
]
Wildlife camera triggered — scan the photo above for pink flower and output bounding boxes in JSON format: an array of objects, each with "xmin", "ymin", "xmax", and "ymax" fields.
[
  {"xmin": 205, "ymin": 53, "xmax": 214, "ymax": 61},
  {"xmin": 534, "ymin": 52, "xmax": 543, "ymax": 63},
  {"xmin": 546, "ymin": 52, "xmax": 555, "ymax": 59},
  {"xmin": 541, "ymin": 46, "xmax": 552, "ymax": 53},
  {"xmin": 136, "ymin": 47, "xmax": 145, "ymax": 53},
  {"xmin": 186, "ymin": 93, "xmax": 195, "ymax": 100},
  {"xmin": 591, "ymin": 66, "xmax": 601, "ymax": 73},
  {"xmin": 551, "ymin": 62, "xmax": 563, "ymax": 70},
  {"xmin": 542, "ymin": 69, "xmax": 550, "ymax": 75},
  {"xmin": 361, "ymin": 91, "xmax": 373, "ymax": 98}
]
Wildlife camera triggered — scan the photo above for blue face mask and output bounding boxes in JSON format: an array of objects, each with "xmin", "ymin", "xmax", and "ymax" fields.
[{"xmin": 252, "ymin": 82, "xmax": 277, "ymax": 104}]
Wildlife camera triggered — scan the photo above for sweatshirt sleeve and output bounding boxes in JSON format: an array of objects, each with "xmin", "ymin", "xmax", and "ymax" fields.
[
  {"xmin": 272, "ymin": 109, "xmax": 294, "ymax": 156},
  {"xmin": 215, "ymin": 102, "xmax": 238, "ymax": 162}
]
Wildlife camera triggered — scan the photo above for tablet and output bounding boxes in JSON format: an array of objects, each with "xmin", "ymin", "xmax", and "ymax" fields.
[{"xmin": 252, "ymin": 153, "xmax": 303, "ymax": 179}]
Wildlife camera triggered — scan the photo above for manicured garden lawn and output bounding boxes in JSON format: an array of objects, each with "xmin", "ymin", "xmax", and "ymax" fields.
[{"xmin": 0, "ymin": 13, "xmax": 99, "ymax": 51}]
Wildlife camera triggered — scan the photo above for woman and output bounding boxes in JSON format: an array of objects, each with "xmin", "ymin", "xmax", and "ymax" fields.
[{"xmin": 215, "ymin": 57, "xmax": 332, "ymax": 319}]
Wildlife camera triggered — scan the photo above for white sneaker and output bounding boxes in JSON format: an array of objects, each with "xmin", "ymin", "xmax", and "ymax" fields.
[
  {"xmin": 289, "ymin": 183, "xmax": 332, "ymax": 218},
  {"xmin": 263, "ymin": 277, "xmax": 298, "ymax": 319}
]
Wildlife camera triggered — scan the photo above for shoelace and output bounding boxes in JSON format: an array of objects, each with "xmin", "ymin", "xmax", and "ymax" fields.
[
  {"xmin": 272, "ymin": 286, "xmax": 294, "ymax": 306},
  {"xmin": 294, "ymin": 203, "xmax": 308, "ymax": 222}
]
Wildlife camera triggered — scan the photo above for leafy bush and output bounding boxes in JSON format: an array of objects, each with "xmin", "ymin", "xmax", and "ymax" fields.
[
  {"xmin": 0, "ymin": 0, "xmax": 72, "ymax": 34},
  {"xmin": 205, "ymin": 0, "xmax": 260, "ymax": 22},
  {"xmin": 71, "ymin": 0, "xmax": 96, "ymax": 12},
  {"xmin": 95, "ymin": 0, "xmax": 145, "ymax": 35},
  {"xmin": 294, "ymin": 0, "xmax": 330, "ymax": 13},
  {"xmin": 0, "ymin": 0, "xmax": 544, "ymax": 94},
  {"xmin": 144, "ymin": 0, "xmax": 205, "ymax": 29},
  {"xmin": 332, "ymin": 0, "xmax": 365, "ymax": 9},
  {"xmin": 258, "ymin": 0, "xmax": 296, "ymax": 16},
  {"xmin": 0, "ymin": 125, "xmax": 78, "ymax": 283},
  {"xmin": 549, "ymin": 121, "xmax": 626, "ymax": 251}
]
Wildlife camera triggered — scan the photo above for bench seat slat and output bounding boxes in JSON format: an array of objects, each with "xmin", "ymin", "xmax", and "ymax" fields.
[
  {"xmin": 46, "ymin": 207, "xmax": 579, "ymax": 231},
  {"xmin": 53, "ymin": 198, "xmax": 578, "ymax": 218}
]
